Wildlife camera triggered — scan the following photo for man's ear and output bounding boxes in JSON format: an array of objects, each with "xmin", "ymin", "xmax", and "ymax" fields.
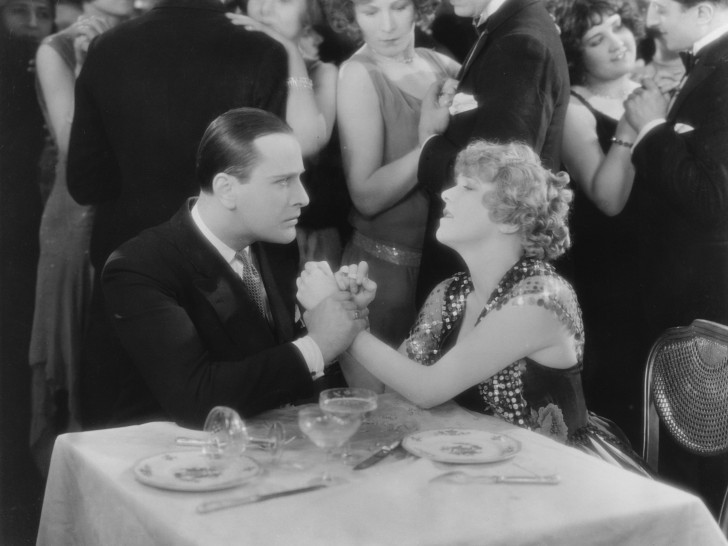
[
  {"xmin": 695, "ymin": 1, "xmax": 715, "ymax": 25},
  {"xmin": 211, "ymin": 172, "xmax": 239, "ymax": 210}
]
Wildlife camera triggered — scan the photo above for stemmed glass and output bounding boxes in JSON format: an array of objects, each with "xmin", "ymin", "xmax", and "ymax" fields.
[
  {"xmin": 319, "ymin": 388, "xmax": 378, "ymax": 460},
  {"xmin": 175, "ymin": 406, "xmax": 284, "ymax": 463},
  {"xmin": 298, "ymin": 406, "xmax": 362, "ymax": 484}
]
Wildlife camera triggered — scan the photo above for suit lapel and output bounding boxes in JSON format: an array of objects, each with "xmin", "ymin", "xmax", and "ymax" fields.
[
  {"xmin": 171, "ymin": 199, "xmax": 277, "ymax": 349},
  {"xmin": 253, "ymin": 243, "xmax": 295, "ymax": 343},
  {"xmin": 668, "ymin": 33, "xmax": 728, "ymax": 120},
  {"xmin": 668, "ymin": 63, "xmax": 715, "ymax": 120},
  {"xmin": 457, "ymin": 28, "xmax": 489, "ymax": 82}
]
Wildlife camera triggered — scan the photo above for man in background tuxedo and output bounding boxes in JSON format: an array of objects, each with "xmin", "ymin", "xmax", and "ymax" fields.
[
  {"xmin": 415, "ymin": 0, "xmax": 569, "ymax": 302},
  {"xmin": 67, "ymin": 0, "xmax": 289, "ymax": 426},
  {"xmin": 623, "ymin": 0, "xmax": 728, "ymax": 515},
  {"xmin": 102, "ymin": 109, "xmax": 367, "ymax": 428}
]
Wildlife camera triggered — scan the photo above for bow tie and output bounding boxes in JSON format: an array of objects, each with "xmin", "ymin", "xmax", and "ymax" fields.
[{"xmin": 679, "ymin": 50, "xmax": 697, "ymax": 75}]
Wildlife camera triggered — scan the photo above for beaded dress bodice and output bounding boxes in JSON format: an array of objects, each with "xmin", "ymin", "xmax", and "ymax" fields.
[{"xmin": 405, "ymin": 257, "xmax": 589, "ymax": 441}]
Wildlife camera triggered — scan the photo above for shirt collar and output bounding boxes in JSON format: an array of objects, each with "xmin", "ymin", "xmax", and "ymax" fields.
[
  {"xmin": 191, "ymin": 201, "xmax": 244, "ymax": 266},
  {"xmin": 693, "ymin": 22, "xmax": 728, "ymax": 56},
  {"xmin": 475, "ymin": 0, "xmax": 508, "ymax": 28}
]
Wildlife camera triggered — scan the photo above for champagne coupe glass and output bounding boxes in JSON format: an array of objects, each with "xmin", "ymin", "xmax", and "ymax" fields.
[
  {"xmin": 319, "ymin": 388, "xmax": 378, "ymax": 459},
  {"xmin": 298, "ymin": 406, "xmax": 362, "ymax": 484},
  {"xmin": 202, "ymin": 406, "xmax": 248, "ymax": 461}
]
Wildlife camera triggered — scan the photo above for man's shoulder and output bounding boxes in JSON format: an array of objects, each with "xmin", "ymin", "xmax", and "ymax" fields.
[{"xmin": 105, "ymin": 213, "xmax": 190, "ymax": 274}]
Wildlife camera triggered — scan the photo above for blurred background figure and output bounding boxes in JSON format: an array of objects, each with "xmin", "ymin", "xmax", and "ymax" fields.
[
  {"xmin": 326, "ymin": 0, "xmax": 459, "ymax": 358},
  {"xmin": 632, "ymin": 0, "xmax": 684, "ymax": 94},
  {"xmin": 550, "ymin": 0, "xmax": 646, "ymax": 444},
  {"xmin": 229, "ymin": 0, "xmax": 348, "ymax": 267},
  {"xmin": 0, "ymin": 0, "xmax": 53, "ymax": 540},
  {"xmin": 29, "ymin": 0, "xmax": 135, "ymax": 476},
  {"xmin": 54, "ymin": 0, "xmax": 82, "ymax": 29}
]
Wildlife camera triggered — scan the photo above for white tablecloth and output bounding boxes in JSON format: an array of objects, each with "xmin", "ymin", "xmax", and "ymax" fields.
[{"xmin": 37, "ymin": 395, "xmax": 726, "ymax": 545}]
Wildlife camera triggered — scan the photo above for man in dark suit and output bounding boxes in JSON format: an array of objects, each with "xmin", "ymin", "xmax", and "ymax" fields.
[
  {"xmin": 67, "ymin": 0, "xmax": 289, "ymax": 426},
  {"xmin": 623, "ymin": 0, "xmax": 728, "ymax": 515},
  {"xmin": 415, "ymin": 0, "xmax": 569, "ymax": 301},
  {"xmin": 67, "ymin": 0, "xmax": 288, "ymax": 270},
  {"xmin": 102, "ymin": 109, "xmax": 367, "ymax": 428}
]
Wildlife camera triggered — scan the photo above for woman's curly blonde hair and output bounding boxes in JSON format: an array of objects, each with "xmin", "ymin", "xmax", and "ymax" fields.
[{"xmin": 454, "ymin": 140, "xmax": 572, "ymax": 261}]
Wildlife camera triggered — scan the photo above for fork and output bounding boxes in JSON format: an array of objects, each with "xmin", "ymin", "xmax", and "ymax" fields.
[{"xmin": 430, "ymin": 471, "xmax": 561, "ymax": 485}]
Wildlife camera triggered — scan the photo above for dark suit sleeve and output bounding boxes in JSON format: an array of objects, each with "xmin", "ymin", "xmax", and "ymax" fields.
[
  {"xmin": 102, "ymin": 245, "xmax": 315, "ymax": 427},
  {"xmin": 67, "ymin": 41, "xmax": 121, "ymax": 206},
  {"xmin": 419, "ymin": 33, "xmax": 563, "ymax": 192},
  {"xmin": 252, "ymin": 39, "xmax": 288, "ymax": 120},
  {"xmin": 632, "ymin": 114, "xmax": 728, "ymax": 229}
]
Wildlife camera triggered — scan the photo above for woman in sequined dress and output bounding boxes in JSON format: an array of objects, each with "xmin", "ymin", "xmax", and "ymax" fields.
[{"xmin": 298, "ymin": 140, "xmax": 649, "ymax": 474}]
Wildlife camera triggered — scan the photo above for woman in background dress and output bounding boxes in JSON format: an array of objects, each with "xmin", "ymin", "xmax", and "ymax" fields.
[
  {"xmin": 328, "ymin": 0, "xmax": 459, "ymax": 352},
  {"xmin": 29, "ymin": 0, "xmax": 134, "ymax": 473},
  {"xmin": 299, "ymin": 140, "xmax": 650, "ymax": 475},
  {"xmin": 228, "ymin": 0, "xmax": 345, "ymax": 266},
  {"xmin": 549, "ymin": 0, "xmax": 648, "ymax": 444}
]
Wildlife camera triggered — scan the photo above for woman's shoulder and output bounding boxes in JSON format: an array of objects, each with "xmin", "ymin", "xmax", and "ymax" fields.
[
  {"xmin": 39, "ymin": 30, "xmax": 76, "ymax": 67},
  {"xmin": 505, "ymin": 269, "xmax": 582, "ymax": 332}
]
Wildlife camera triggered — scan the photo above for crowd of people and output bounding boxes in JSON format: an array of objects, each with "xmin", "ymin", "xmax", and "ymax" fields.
[{"xmin": 2, "ymin": 0, "xmax": 728, "ymax": 526}]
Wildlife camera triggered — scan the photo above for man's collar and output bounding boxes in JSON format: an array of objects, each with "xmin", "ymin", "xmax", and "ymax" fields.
[
  {"xmin": 475, "ymin": 0, "xmax": 508, "ymax": 28},
  {"xmin": 693, "ymin": 21, "xmax": 728, "ymax": 56},
  {"xmin": 191, "ymin": 201, "xmax": 241, "ymax": 265}
]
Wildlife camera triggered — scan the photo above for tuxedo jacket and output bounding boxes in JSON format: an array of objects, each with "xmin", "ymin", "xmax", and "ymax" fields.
[
  {"xmin": 631, "ymin": 33, "xmax": 728, "ymax": 335},
  {"xmin": 102, "ymin": 201, "xmax": 315, "ymax": 428},
  {"xmin": 67, "ymin": 0, "xmax": 288, "ymax": 269},
  {"xmin": 416, "ymin": 0, "xmax": 569, "ymax": 301}
]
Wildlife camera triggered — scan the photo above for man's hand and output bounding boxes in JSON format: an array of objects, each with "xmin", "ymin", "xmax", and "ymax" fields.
[
  {"xmin": 624, "ymin": 78, "xmax": 669, "ymax": 133},
  {"xmin": 418, "ymin": 80, "xmax": 452, "ymax": 146},
  {"xmin": 296, "ymin": 261, "xmax": 338, "ymax": 310},
  {"xmin": 305, "ymin": 292, "xmax": 369, "ymax": 362}
]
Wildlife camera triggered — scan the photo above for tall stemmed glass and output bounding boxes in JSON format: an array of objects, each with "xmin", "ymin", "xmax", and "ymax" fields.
[
  {"xmin": 319, "ymin": 388, "xmax": 378, "ymax": 460},
  {"xmin": 298, "ymin": 406, "xmax": 362, "ymax": 484}
]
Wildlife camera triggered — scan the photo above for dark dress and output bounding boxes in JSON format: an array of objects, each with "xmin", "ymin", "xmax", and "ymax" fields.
[
  {"xmin": 405, "ymin": 257, "xmax": 650, "ymax": 474},
  {"xmin": 558, "ymin": 91, "xmax": 648, "ymax": 445},
  {"xmin": 30, "ymin": 29, "xmax": 93, "ymax": 465}
]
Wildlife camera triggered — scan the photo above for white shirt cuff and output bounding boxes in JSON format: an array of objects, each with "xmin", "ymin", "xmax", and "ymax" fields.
[
  {"xmin": 633, "ymin": 118, "xmax": 667, "ymax": 150},
  {"xmin": 292, "ymin": 336, "xmax": 325, "ymax": 380}
]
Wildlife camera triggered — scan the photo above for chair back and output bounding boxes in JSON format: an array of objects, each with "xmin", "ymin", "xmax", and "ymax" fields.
[{"xmin": 642, "ymin": 319, "xmax": 728, "ymax": 471}]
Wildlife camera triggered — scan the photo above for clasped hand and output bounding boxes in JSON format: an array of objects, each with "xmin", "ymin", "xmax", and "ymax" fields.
[
  {"xmin": 296, "ymin": 260, "xmax": 377, "ymax": 311},
  {"xmin": 296, "ymin": 261, "xmax": 376, "ymax": 362}
]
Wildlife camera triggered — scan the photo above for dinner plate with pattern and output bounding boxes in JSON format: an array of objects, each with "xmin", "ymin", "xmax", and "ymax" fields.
[
  {"xmin": 402, "ymin": 429, "xmax": 521, "ymax": 464},
  {"xmin": 133, "ymin": 451, "xmax": 260, "ymax": 492}
]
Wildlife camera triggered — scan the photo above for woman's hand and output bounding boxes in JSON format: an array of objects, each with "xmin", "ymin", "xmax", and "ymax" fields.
[
  {"xmin": 72, "ymin": 15, "xmax": 110, "ymax": 73},
  {"xmin": 226, "ymin": 13, "xmax": 295, "ymax": 51},
  {"xmin": 296, "ymin": 261, "xmax": 339, "ymax": 311},
  {"xmin": 335, "ymin": 262, "xmax": 377, "ymax": 310}
]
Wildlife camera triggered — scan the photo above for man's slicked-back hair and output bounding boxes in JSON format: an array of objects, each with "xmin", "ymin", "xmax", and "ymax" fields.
[{"xmin": 196, "ymin": 107, "xmax": 293, "ymax": 192}]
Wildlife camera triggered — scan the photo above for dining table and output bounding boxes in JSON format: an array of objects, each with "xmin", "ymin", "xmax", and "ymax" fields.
[{"xmin": 37, "ymin": 393, "xmax": 727, "ymax": 546}]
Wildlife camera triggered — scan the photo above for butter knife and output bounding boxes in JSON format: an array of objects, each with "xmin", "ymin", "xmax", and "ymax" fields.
[
  {"xmin": 353, "ymin": 439, "xmax": 402, "ymax": 470},
  {"xmin": 197, "ymin": 484, "xmax": 326, "ymax": 514}
]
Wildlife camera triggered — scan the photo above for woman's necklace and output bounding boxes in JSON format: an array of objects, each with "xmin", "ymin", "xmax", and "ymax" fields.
[{"xmin": 367, "ymin": 45, "xmax": 415, "ymax": 65}]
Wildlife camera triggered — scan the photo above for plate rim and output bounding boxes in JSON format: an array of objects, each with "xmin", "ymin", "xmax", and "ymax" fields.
[
  {"xmin": 401, "ymin": 428, "xmax": 521, "ymax": 464},
  {"xmin": 133, "ymin": 450, "xmax": 261, "ymax": 492}
]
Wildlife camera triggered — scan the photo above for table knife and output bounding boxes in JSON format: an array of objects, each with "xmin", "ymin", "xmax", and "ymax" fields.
[
  {"xmin": 196, "ymin": 484, "xmax": 326, "ymax": 514},
  {"xmin": 353, "ymin": 439, "xmax": 402, "ymax": 471}
]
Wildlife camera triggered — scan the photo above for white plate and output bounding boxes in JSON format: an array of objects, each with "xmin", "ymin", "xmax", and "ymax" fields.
[
  {"xmin": 402, "ymin": 429, "xmax": 521, "ymax": 464},
  {"xmin": 133, "ymin": 451, "xmax": 260, "ymax": 492}
]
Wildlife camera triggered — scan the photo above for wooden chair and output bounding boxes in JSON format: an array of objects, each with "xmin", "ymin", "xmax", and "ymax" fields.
[{"xmin": 642, "ymin": 319, "xmax": 728, "ymax": 533}]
